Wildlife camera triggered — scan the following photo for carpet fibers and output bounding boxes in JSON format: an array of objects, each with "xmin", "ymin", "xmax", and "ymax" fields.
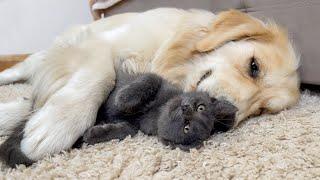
[{"xmin": 0, "ymin": 84, "xmax": 319, "ymax": 179}]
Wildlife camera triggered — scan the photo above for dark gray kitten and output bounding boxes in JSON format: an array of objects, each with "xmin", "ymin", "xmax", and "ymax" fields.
[{"xmin": 82, "ymin": 71, "xmax": 237, "ymax": 150}]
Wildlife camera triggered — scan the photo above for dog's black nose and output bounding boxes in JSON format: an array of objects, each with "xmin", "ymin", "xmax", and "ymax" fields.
[{"xmin": 181, "ymin": 104, "xmax": 193, "ymax": 116}]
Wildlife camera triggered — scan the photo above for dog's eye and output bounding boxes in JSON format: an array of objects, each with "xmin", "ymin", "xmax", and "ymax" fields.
[
  {"xmin": 184, "ymin": 124, "xmax": 190, "ymax": 133},
  {"xmin": 249, "ymin": 57, "xmax": 259, "ymax": 78},
  {"xmin": 197, "ymin": 70, "xmax": 212, "ymax": 86},
  {"xmin": 197, "ymin": 104, "xmax": 206, "ymax": 112}
]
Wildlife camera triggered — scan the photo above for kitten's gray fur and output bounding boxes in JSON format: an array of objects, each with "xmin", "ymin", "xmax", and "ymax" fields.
[{"xmin": 81, "ymin": 70, "xmax": 238, "ymax": 150}]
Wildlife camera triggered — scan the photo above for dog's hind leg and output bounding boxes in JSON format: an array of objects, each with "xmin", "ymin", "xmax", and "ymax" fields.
[
  {"xmin": 0, "ymin": 51, "xmax": 47, "ymax": 85},
  {"xmin": 0, "ymin": 98, "xmax": 32, "ymax": 136},
  {"xmin": 0, "ymin": 25, "xmax": 93, "ymax": 86}
]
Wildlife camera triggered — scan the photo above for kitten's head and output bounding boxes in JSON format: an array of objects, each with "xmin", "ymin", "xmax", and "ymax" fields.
[{"xmin": 157, "ymin": 92, "xmax": 237, "ymax": 151}]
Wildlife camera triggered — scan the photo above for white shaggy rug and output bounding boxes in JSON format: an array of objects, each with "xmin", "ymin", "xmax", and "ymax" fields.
[{"xmin": 0, "ymin": 83, "xmax": 319, "ymax": 179}]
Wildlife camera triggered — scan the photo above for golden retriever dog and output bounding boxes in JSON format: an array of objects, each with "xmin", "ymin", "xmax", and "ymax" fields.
[{"xmin": 0, "ymin": 8, "xmax": 300, "ymax": 161}]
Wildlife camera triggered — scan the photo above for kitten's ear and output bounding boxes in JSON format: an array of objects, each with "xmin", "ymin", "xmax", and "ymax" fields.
[
  {"xmin": 212, "ymin": 100, "xmax": 238, "ymax": 120},
  {"xmin": 210, "ymin": 97, "xmax": 217, "ymax": 103},
  {"xmin": 212, "ymin": 100, "xmax": 238, "ymax": 132}
]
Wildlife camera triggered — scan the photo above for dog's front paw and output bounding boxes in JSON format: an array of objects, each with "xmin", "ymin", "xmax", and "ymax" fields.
[{"xmin": 21, "ymin": 105, "xmax": 95, "ymax": 160}]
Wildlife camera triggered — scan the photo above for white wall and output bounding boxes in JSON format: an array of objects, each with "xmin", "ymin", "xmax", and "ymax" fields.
[{"xmin": 0, "ymin": 0, "xmax": 92, "ymax": 54}]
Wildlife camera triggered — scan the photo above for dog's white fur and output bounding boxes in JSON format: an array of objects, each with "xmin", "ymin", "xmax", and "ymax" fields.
[
  {"xmin": 0, "ymin": 98, "xmax": 32, "ymax": 136},
  {"xmin": 0, "ymin": 8, "xmax": 300, "ymax": 160}
]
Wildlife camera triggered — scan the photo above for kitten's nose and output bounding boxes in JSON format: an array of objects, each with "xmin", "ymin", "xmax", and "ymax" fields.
[{"xmin": 181, "ymin": 105, "xmax": 193, "ymax": 116}]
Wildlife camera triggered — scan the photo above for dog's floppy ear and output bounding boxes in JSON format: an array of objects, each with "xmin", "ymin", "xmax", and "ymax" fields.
[{"xmin": 196, "ymin": 10, "xmax": 274, "ymax": 52}]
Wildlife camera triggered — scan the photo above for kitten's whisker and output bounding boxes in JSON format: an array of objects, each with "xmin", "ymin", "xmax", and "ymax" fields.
[
  {"xmin": 216, "ymin": 118, "xmax": 234, "ymax": 121},
  {"xmin": 214, "ymin": 119, "xmax": 234, "ymax": 126}
]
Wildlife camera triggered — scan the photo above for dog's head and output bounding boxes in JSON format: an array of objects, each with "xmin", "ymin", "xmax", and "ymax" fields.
[{"xmin": 184, "ymin": 10, "xmax": 300, "ymax": 127}]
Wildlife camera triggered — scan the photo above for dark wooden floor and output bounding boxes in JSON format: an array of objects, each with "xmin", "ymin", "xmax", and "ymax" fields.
[{"xmin": 0, "ymin": 54, "xmax": 29, "ymax": 71}]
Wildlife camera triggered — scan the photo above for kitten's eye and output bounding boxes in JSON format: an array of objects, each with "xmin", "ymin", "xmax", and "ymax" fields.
[
  {"xmin": 197, "ymin": 105, "xmax": 206, "ymax": 112},
  {"xmin": 184, "ymin": 124, "xmax": 190, "ymax": 134},
  {"xmin": 249, "ymin": 57, "xmax": 259, "ymax": 78},
  {"xmin": 197, "ymin": 70, "xmax": 212, "ymax": 86}
]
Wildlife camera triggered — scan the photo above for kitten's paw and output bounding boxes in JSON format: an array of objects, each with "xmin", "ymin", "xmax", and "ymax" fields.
[
  {"xmin": 114, "ymin": 85, "xmax": 143, "ymax": 113},
  {"xmin": 114, "ymin": 74, "xmax": 162, "ymax": 114},
  {"xmin": 83, "ymin": 123, "xmax": 137, "ymax": 145},
  {"xmin": 83, "ymin": 126, "xmax": 110, "ymax": 145}
]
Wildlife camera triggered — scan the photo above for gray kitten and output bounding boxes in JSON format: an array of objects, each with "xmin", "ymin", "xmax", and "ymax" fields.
[{"xmin": 82, "ymin": 71, "xmax": 237, "ymax": 150}]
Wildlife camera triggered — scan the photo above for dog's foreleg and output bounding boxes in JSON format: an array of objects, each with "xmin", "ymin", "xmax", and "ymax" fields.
[
  {"xmin": 0, "ymin": 51, "xmax": 47, "ymax": 85},
  {"xmin": 21, "ymin": 67, "xmax": 115, "ymax": 160},
  {"xmin": 20, "ymin": 39, "xmax": 116, "ymax": 160}
]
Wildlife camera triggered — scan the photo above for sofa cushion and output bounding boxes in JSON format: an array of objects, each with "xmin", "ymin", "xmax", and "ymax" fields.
[{"xmin": 243, "ymin": 0, "xmax": 320, "ymax": 85}]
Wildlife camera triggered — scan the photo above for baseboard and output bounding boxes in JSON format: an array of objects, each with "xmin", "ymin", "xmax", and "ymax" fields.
[{"xmin": 0, "ymin": 54, "xmax": 29, "ymax": 71}]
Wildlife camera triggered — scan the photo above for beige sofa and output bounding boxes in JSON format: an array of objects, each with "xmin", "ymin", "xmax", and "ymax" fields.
[{"xmin": 95, "ymin": 0, "xmax": 320, "ymax": 85}]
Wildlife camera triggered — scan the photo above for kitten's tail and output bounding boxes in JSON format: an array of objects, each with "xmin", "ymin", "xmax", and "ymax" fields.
[
  {"xmin": 0, "ymin": 98, "xmax": 34, "ymax": 167},
  {"xmin": 0, "ymin": 120, "xmax": 34, "ymax": 167}
]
